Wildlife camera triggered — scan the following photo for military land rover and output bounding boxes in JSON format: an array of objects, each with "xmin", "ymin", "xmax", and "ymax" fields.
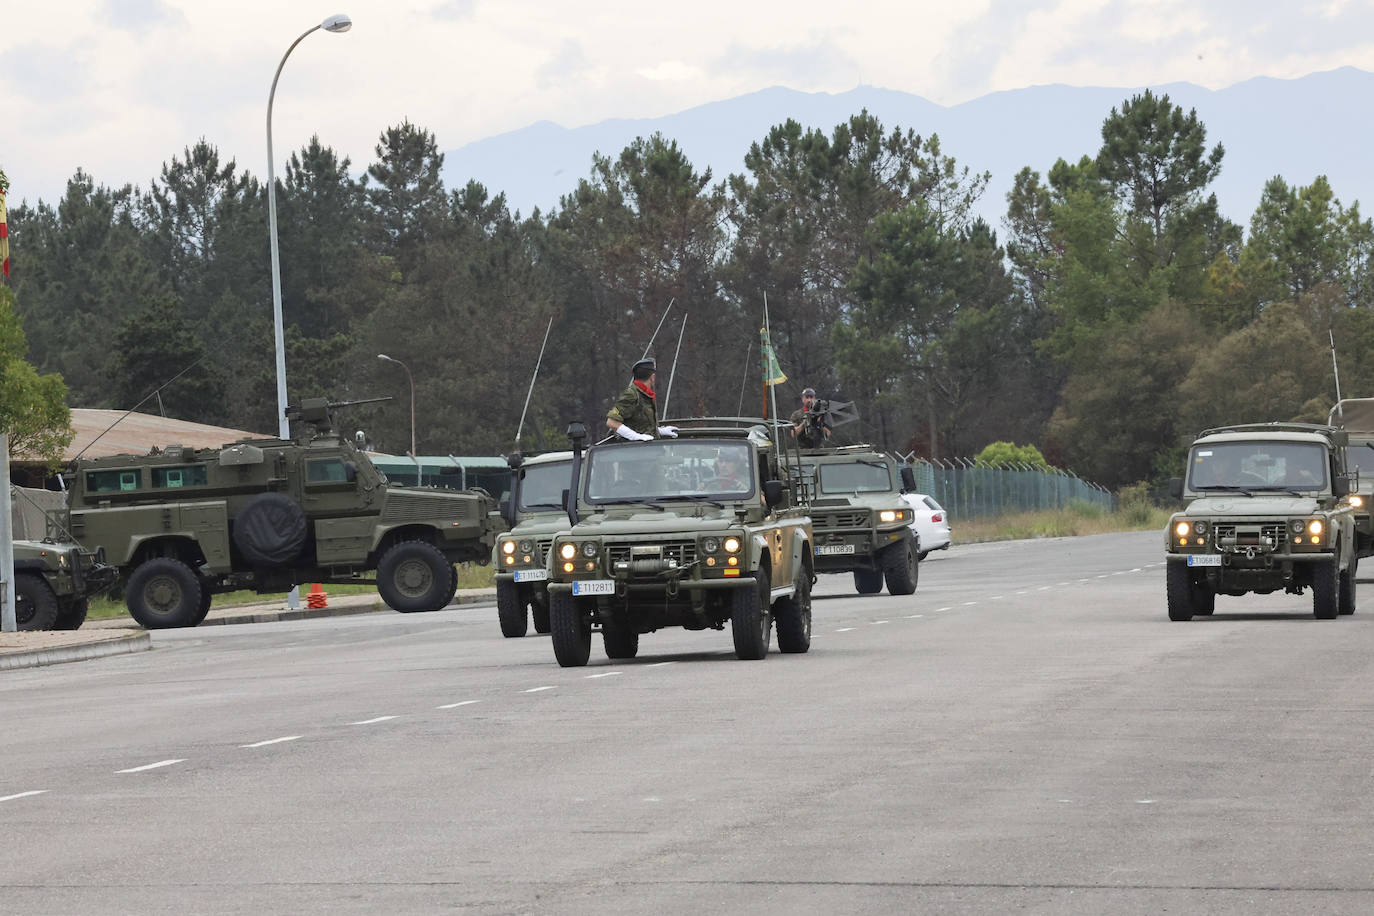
[
  {"xmin": 493, "ymin": 450, "xmax": 573, "ymax": 637},
  {"xmin": 800, "ymin": 446, "xmax": 920, "ymax": 596},
  {"xmin": 11, "ymin": 538, "xmax": 117, "ymax": 630},
  {"xmin": 1166, "ymin": 423, "xmax": 1357, "ymax": 621},
  {"xmin": 545, "ymin": 420, "xmax": 814, "ymax": 666},
  {"xmin": 66, "ymin": 398, "xmax": 499, "ymax": 629},
  {"xmin": 1328, "ymin": 398, "xmax": 1374, "ymax": 558}
]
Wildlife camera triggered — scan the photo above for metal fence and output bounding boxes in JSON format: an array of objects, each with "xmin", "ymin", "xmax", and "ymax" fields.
[{"xmin": 909, "ymin": 460, "xmax": 1114, "ymax": 521}]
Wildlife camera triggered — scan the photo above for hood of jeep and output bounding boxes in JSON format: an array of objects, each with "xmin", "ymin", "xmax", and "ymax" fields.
[
  {"xmin": 569, "ymin": 513, "xmax": 738, "ymax": 538},
  {"xmin": 1184, "ymin": 495, "xmax": 1320, "ymax": 517}
]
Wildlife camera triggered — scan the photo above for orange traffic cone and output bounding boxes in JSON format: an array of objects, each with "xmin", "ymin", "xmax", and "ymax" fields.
[{"xmin": 306, "ymin": 583, "xmax": 328, "ymax": 609}]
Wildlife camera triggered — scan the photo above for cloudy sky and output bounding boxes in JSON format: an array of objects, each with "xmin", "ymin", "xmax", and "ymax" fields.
[{"xmin": 4, "ymin": 0, "xmax": 1374, "ymax": 206}]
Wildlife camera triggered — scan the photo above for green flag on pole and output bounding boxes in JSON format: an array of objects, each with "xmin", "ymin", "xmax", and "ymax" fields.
[{"xmin": 759, "ymin": 327, "xmax": 786, "ymax": 385}]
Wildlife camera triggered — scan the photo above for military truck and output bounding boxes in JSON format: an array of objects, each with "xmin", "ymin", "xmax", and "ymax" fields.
[
  {"xmin": 65, "ymin": 398, "xmax": 499, "ymax": 629},
  {"xmin": 800, "ymin": 446, "xmax": 920, "ymax": 596},
  {"xmin": 493, "ymin": 450, "xmax": 573, "ymax": 637},
  {"xmin": 1166, "ymin": 423, "xmax": 1357, "ymax": 621},
  {"xmin": 1328, "ymin": 398, "xmax": 1374, "ymax": 558},
  {"xmin": 11, "ymin": 538, "xmax": 117, "ymax": 630},
  {"xmin": 545, "ymin": 420, "xmax": 814, "ymax": 667}
]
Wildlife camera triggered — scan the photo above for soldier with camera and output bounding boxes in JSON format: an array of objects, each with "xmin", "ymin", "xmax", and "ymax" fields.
[{"xmin": 790, "ymin": 387, "xmax": 831, "ymax": 449}]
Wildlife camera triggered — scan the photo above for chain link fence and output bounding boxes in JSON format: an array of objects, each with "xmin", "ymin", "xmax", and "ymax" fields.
[{"xmin": 909, "ymin": 460, "xmax": 1114, "ymax": 520}]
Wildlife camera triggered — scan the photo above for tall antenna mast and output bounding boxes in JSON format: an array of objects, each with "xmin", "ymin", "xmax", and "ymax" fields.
[
  {"xmin": 661, "ymin": 313, "xmax": 688, "ymax": 418},
  {"xmin": 640, "ymin": 297, "xmax": 676, "ymax": 360},
  {"xmin": 514, "ymin": 315, "xmax": 555, "ymax": 448},
  {"xmin": 1330, "ymin": 328, "xmax": 1344, "ymax": 406}
]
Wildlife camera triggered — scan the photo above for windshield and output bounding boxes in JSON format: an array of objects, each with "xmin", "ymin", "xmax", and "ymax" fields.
[
  {"xmin": 585, "ymin": 440, "xmax": 754, "ymax": 503},
  {"xmin": 1347, "ymin": 442, "xmax": 1374, "ymax": 484},
  {"xmin": 1187, "ymin": 441, "xmax": 1329, "ymax": 491},
  {"xmin": 813, "ymin": 459, "xmax": 894, "ymax": 494},
  {"xmin": 519, "ymin": 461, "xmax": 572, "ymax": 512}
]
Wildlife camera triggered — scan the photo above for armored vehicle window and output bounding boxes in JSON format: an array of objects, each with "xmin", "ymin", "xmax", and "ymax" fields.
[
  {"xmin": 586, "ymin": 440, "xmax": 754, "ymax": 503},
  {"xmin": 817, "ymin": 460, "xmax": 894, "ymax": 494},
  {"xmin": 152, "ymin": 465, "xmax": 208, "ymax": 488},
  {"xmin": 86, "ymin": 469, "xmax": 141, "ymax": 493},
  {"xmin": 1188, "ymin": 441, "xmax": 1329, "ymax": 490},
  {"xmin": 307, "ymin": 459, "xmax": 350, "ymax": 483},
  {"xmin": 519, "ymin": 461, "xmax": 573, "ymax": 512}
]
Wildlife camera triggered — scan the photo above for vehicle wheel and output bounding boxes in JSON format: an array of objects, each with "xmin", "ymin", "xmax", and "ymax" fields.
[
  {"xmin": 883, "ymin": 538, "xmax": 919, "ymax": 596},
  {"xmin": 853, "ymin": 568, "xmax": 884, "ymax": 595},
  {"xmin": 232, "ymin": 493, "xmax": 308, "ymax": 566},
  {"xmin": 917, "ymin": 550, "xmax": 929, "ymax": 561},
  {"xmin": 602, "ymin": 618, "xmax": 639, "ymax": 659},
  {"xmin": 126, "ymin": 558, "xmax": 202, "ymax": 628},
  {"xmin": 550, "ymin": 591, "xmax": 592, "ymax": 667},
  {"xmin": 443, "ymin": 564, "xmax": 459, "ymax": 608},
  {"xmin": 775, "ymin": 565, "xmax": 812, "ymax": 654},
  {"xmin": 1339, "ymin": 556, "xmax": 1357, "ymax": 616},
  {"xmin": 1312, "ymin": 558, "xmax": 1340, "ymax": 619},
  {"xmin": 191, "ymin": 584, "xmax": 213, "ymax": 625},
  {"xmin": 14, "ymin": 573, "xmax": 60, "ymax": 630},
  {"xmin": 731, "ymin": 567, "xmax": 772, "ymax": 660},
  {"xmin": 1166, "ymin": 560, "xmax": 1196, "ymax": 622},
  {"xmin": 378, "ymin": 540, "xmax": 451, "ymax": 613},
  {"xmin": 497, "ymin": 578, "xmax": 529, "ymax": 637},
  {"xmin": 54, "ymin": 597, "xmax": 90, "ymax": 630},
  {"xmin": 531, "ymin": 589, "xmax": 551, "ymax": 634}
]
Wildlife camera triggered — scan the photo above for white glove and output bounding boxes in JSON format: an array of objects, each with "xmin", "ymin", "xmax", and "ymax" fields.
[
  {"xmin": 614, "ymin": 425, "xmax": 653, "ymax": 442},
  {"xmin": 658, "ymin": 426, "xmax": 679, "ymax": 438}
]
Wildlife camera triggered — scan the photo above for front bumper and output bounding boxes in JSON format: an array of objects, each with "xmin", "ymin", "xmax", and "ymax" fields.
[{"xmin": 548, "ymin": 576, "xmax": 756, "ymax": 595}]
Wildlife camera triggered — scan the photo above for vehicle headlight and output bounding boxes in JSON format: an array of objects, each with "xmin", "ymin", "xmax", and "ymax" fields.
[
  {"xmin": 518, "ymin": 539, "xmax": 535, "ymax": 555},
  {"xmin": 1193, "ymin": 521, "xmax": 1207, "ymax": 535},
  {"xmin": 560, "ymin": 542, "xmax": 577, "ymax": 560},
  {"xmin": 581, "ymin": 541, "xmax": 599, "ymax": 558},
  {"xmin": 723, "ymin": 536, "xmax": 741, "ymax": 553},
  {"xmin": 702, "ymin": 536, "xmax": 720, "ymax": 554},
  {"xmin": 1175, "ymin": 521, "xmax": 1191, "ymax": 537},
  {"xmin": 1308, "ymin": 519, "xmax": 1324, "ymax": 535},
  {"xmin": 880, "ymin": 510, "xmax": 898, "ymax": 523},
  {"xmin": 58, "ymin": 553, "xmax": 70, "ymax": 569},
  {"xmin": 501, "ymin": 540, "xmax": 517, "ymax": 555},
  {"xmin": 1291, "ymin": 519, "xmax": 1306, "ymax": 534},
  {"xmin": 1351, "ymin": 495, "xmax": 1365, "ymax": 508}
]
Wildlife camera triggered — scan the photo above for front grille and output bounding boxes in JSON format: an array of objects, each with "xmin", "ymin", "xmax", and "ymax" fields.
[
  {"xmin": 536, "ymin": 538, "xmax": 553, "ymax": 564},
  {"xmin": 1213, "ymin": 523, "xmax": 1288, "ymax": 549},
  {"xmin": 812, "ymin": 510, "xmax": 870, "ymax": 531},
  {"xmin": 381, "ymin": 491, "xmax": 474, "ymax": 522},
  {"xmin": 607, "ymin": 540, "xmax": 698, "ymax": 568}
]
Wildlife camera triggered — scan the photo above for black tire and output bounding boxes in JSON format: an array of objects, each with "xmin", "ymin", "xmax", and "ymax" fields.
[
  {"xmin": 191, "ymin": 584, "xmax": 213, "ymax": 625},
  {"xmin": 443, "ymin": 564, "xmax": 459, "ymax": 608},
  {"xmin": 731, "ymin": 567, "xmax": 772, "ymax": 660},
  {"xmin": 775, "ymin": 565, "xmax": 812, "ymax": 654},
  {"xmin": 602, "ymin": 618, "xmax": 639, "ymax": 659},
  {"xmin": 497, "ymin": 578, "xmax": 529, "ymax": 637},
  {"xmin": 14, "ymin": 573, "xmax": 60, "ymax": 630},
  {"xmin": 550, "ymin": 591, "xmax": 592, "ymax": 667},
  {"xmin": 883, "ymin": 538, "xmax": 919, "ymax": 596},
  {"xmin": 853, "ymin": 568, "xmax": 884, "ymax": 595},
  {"xmin": 54, "ymin": 596, "xmax": 89, "ymax": 631},
  {"xmin": 1166, "ymin": 560, "xmax": 1196, "ymax": 622},
  {"xmin": 1313, "ymin": 558, "xmax": 1340, "ymax": 619},
  {"xmin": 232, "ymin": 493, "xmax": 308, "ymax": 566},
  {"xmin": 1339, "ymin": 557, "xmax": 1357, "ymax": 616},
  {"xmin": 127, "ymin": 557, "xmax": 203, "ymax": 628},
  {"xmin": 917, "ymin": 550, "xmax": 930, "ymax": 561},
  {"xmin": 378, "ymin": 540, "xmax": 451, "ymax": 612},
  {"xmin": 531, "ymin": 589, "xmax": 551, "ymax": 634}
]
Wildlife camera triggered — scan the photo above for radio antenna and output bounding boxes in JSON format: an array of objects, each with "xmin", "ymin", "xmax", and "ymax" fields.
[
  {"xmin": 514, "ymin": 315, "xmax": 555, "ymax": 448},
  {"xmin": 73, "ymin": 355, "xmax": 208, "ymax": 463},
  {"xmin": 640, "ymin": 297, "xmax": 676, "ymax": 360}
]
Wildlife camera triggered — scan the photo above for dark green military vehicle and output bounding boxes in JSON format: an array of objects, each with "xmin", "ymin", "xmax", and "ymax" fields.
[
  {"xmin": 493, "ymin": 450, "xmax": 573, "ymax": 637},
  {"xmin": 11, "ymin": 538, "xmax": 116, "ymax": 630},
  {"xmin": 65, "ymin": 398, "xmax": 499, "ymax": 629},
  {"xmin": 1166, "ymin": 423, "xmax": 1357, "ymax": 621},
  {"xmin": 545, "ymin": 420, "xmax": 814, "ymax": 667},
  {"xmin": 800, "ymin": 446, "xmax": 920, "ymax": 597},
  {"xmin": 1328, "ymin": 398, "xmax": 1374, "ymax": 558}
]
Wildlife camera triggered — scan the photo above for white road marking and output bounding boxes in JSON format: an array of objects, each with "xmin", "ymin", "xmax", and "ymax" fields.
[
  {"xmin": 349, "ymin": 716, "xmax": 397, "ymax": 725},
  {"xmin": 1038, "ymin": 586, "xmax": 1052, "ymax": 591},
  {"xmin": 1131, "ymin": 567, "xmax": 1143, "ymax": 572},
  {"xmin": 1137, "ymin": 799, "xmax": 1156, "ymax": 804},
  {"xmin": 871, "ymin": 620, "xmax": 889, "ymax": 625},
  {"xmin": 836, "ymin": 627, "xmax": 855, "ymax": 632},
  {"xmin": 989, "ymin": 595, "xmax": 1004, "ymax": 600},
  {"xmin": 647, "ymin": 661, "xmax": 676, "ymax": 667},
  {"xmin": 904, "ymin": 614, "xmax": 924, "ymax": 618},
  {"xmin": 962, "ymin": 601, "xmax": 977, "ymax": 606},
  {"xmin": 240, "ymin": 736, "xmax": 301, "ymax": 748},
  {"xmin": 1016, "ymin": 591, "xmax": 1028, "ymax": 596},
  {"xmin": 936, "ymin": 607, "xmax": 951, "ymax": 612},
  {"xmin": 117, "ymin": 759, "xmax": 185, "ymax": 774},
  {"xmin": 0, "ymin": 790, "xmax": 47, "ymax": 803},
  {"xmin": 1096, "ymin": 574, "xmax": 1109, "ymax": 579},
  {"xmin": 437, "ymin": 700, "xmax": 480, "ymax": 709},
  {"xmin": 524, "ymin": 686, "xmax": 557, "ymax": 693},
  {"xmin": 585, "ymin": 672, "xmax": 622, "ymax": 679}
]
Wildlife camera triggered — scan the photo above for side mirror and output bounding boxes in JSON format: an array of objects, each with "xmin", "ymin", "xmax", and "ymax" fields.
[
  {"xmin": 763, "ymin": 479, "xmax": 785, "ymax": 508},
  {"xmin": 506, "ymin": 452, "xmax": 524, "ymax": 470},
  {"xmin": 1334, "ymin": 475, "xmax": 1351, "ymax": 498},
  {"xmin": 1169, "ymin": 477, "xmax": 1183, "ymax": 499},
  {"xmin": 900, "ymin": 466, "xmax": 916, "ymax": 493},
  {"xmin": 566, "ymin": 422, "xmax": 587, "ymax": 448}
]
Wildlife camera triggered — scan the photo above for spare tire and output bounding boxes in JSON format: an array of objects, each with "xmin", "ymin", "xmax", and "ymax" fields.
[{"xmin": 233, "ymin": 493, "xmax": 308, "ymax": 566}]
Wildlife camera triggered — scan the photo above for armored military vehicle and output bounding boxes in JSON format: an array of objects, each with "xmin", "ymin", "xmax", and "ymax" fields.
[
  {"xmin": 1166, "ymin": 423, "xmax": 1357, "ymax": 621},
  {"xmin": 800, "ymin": 446, "xmax": 920, "ymax": 596},
  {"xmin": 11, "ymin": 538, "xmax": 116, "ymax": 630},
  {"xmin": 1328, "ymin": 398, "xmax": 1374, "ymax": 558},
  {"xmin": 65, "ymin": 398, "xmax": 499, "ymax": 629},
  {"xmin": 544, "ymin": 420, "xmax": 814, "ymax": 667},
  {"xmin": 493, "ymin": 450, "xmax": 573, "ymax": 637}
]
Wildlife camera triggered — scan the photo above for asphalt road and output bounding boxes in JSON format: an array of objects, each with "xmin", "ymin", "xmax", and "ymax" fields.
[{"xmin": 5, "ymin": 530, "xmax": 1374, "ymax": 914}]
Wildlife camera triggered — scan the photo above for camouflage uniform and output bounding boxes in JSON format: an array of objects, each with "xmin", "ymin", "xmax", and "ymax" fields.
[
  {"xmin": 791, "ymin": 407, "xmax": 827, "ymax": 449},
  {"xmin": 608, "ymin": 382, "xmax": 659, "ymax": 439}
]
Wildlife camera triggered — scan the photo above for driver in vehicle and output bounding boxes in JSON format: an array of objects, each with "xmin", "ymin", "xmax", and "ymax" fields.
[{"xmin": 709, "ymin": 453, "xmax": 747, "ymax": 491}]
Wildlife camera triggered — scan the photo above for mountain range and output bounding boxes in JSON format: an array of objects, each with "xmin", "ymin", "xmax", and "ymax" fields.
[{"xmin": 442, "ymin": 67, "xmax": 1374, "ymax": 234}]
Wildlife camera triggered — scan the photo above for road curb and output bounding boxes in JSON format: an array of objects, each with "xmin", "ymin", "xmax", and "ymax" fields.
[
  {"xmin": 0, "ymin": 631, "xmax": 152, "ymax": 671},
  {"xmin": 189, "ymin": 591, "xmax": 497, "ymax": 627}
]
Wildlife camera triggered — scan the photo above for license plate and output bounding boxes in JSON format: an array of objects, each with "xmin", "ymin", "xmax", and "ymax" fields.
[
  {"xmin": 572, "ymin": 579, "xmax": 616, "ymax": 596},
  {"xmin": 815, "ymin": 544, "xmax": 856, "ymax": 556},
  {"xmin": 1187, "ymin": 555, "xmax": 1222, "ymax": 567},
  {"xmin": 514, "ymin": 569, "xmax": 548, "ymax": 582}
]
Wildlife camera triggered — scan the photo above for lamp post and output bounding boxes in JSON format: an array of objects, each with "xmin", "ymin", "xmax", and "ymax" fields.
[
  {"xmin": 267, "ymin": 13, "xmax": 351, "ymax": 439},
  {"xmin": 378, "ymin": 354, "xmax": 417, "ymax": 458}
]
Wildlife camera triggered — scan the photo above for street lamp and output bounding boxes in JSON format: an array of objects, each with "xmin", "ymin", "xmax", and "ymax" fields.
[
  {"xmin": 378, "ymin": 354, "xmax": 417, "ymax": 458},
  {"xmin": 267, "ymin": 13, "xmax": 351, "ymax": 439}
]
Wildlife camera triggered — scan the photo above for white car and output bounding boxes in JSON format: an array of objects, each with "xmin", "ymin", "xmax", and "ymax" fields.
[{"xmin": 900, "ymin": 493, "xmax": 951, "ymax": 559}]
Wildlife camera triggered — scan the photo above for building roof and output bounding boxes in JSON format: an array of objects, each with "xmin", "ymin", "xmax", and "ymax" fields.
[{"xmin": 50, "ymin": 409, "xmax": 270, "ymax": 461}]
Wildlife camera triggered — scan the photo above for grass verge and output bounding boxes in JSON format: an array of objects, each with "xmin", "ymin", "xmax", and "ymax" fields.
[{"xmin": 951, "ymin": 500, "xmax": 1172, "ymax": 544}]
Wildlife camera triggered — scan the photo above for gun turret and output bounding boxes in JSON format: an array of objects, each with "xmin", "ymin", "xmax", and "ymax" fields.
[{"xmin": 285, "ymin": 396, "xmax": 393, "ymax": 439}]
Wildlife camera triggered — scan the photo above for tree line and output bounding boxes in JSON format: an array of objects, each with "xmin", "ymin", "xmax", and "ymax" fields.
[{"xmin": 5, "ymin": 92, "xmax": 1373, "ymax": 491}]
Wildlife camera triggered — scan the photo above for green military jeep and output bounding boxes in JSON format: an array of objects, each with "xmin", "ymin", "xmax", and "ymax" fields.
[
  {"xmin": 1166, "ymin": 423, "xmax": 1357, "ymax": 621},
  {"xmin": 11, "ymin": 538, "xmax": 117, "ymax": 630},
  {"xmin": 800, "ymin": 446, "xmax": 920, "ymax": 596},
  {"xmin": 65, "ymin": 398, "xmax": 499, "ymax": 629},
  {"xmin": 545, "ymin": 421, "xmax": 814, "ymax": 666},
  {"xmin": 493, "ymin": 450, "xmax": 573, "ymax": 637},
  {"xmin": 1328, "ymin": 398, "xmax": 1374, "ymax": 558}
]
